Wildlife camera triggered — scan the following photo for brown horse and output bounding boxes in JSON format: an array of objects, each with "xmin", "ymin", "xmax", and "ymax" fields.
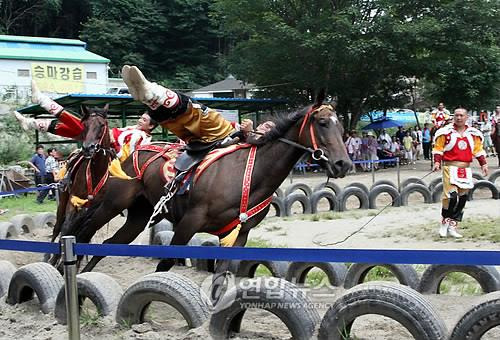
[
  {"xmin": 61, "ymin": 95, "xmax": 351, "ymax": 287},
  {"xmin": 48, "ymin": 105, "xmax": 114, "ymax": 264}
]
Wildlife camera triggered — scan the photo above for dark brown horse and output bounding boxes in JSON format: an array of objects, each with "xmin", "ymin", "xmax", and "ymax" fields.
[
  {"xmin": 48, "ymin": 105, "xmax": 114, "ymax": 264},
  {"xmin": 60, "ymin": 95, "xmax": 351, "ymax": 289}
]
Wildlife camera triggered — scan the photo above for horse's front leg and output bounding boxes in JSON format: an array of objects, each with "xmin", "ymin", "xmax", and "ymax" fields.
[
  {"xmin": 155, "ymin": 207, "xmax": 207, "ymax": 272},
  {"xmin": 210, "ymin": 230, "xmax": 250, "ymax": 306}
]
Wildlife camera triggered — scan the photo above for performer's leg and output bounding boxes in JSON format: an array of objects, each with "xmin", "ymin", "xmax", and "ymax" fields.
[
  {"xmin": 31, "ymin": 80, "xmax": 63, "ymax": 115},
  {"xmin": 13, "ymin": 111, "xmax": 52, "ymax": 132}
]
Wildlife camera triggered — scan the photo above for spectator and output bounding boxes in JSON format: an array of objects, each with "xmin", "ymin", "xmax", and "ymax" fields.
[
  {"xmin": 45, "ymin": 147, "xmax": 59, "ymax": 200},
  {"xmin": 481, "ymin": 114, "xmax": 493, "ymax": 156},
  {"xmin": 360, "ymin": 131, "xmax": 369, "ymax": 171},
  {"xmin": 367, "ymin": 131, "xmax": 379, "ymax": 170},
  {"xmin": 422, "ymin": 123, "xmax": 432, "ymax": 160},
  {"xmin": 390, "ymin": 136, "xmax": 402, "ymax": 158},
  {"xmin": 402, "ymin": 131, "xmax": 414, "ymax": 164},
  {"xmin": 414, "ymin": 126, "xmax": 423, "ymax": 160},
  {"xmin": 28, "ymin": 145, "xmax": 48, "ymax": 204},
  {"xmin": 395, "ymin": 126, "xmax": 406, "ymax": 144},
  {"xmin": 344, "ymin": 131, "xmax": 361, "ymax": 173},
  {"xmin": 378, "ymin": 129, "xmax": 392, "ymax": 147}
]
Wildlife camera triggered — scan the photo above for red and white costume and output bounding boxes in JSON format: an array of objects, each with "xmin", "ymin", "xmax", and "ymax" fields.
[
  {"xmin": 111, "ymin": 126, "xmax": 152, "ymax": 162},
  {"xmin": 431, "ymin": 109, "xmax": 451, "ymax": 129}
]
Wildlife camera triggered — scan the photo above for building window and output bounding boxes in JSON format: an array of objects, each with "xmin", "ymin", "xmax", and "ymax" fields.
[
  {"xmin": 86, "ymin": 72, "xmax": 97, "ymax": 79},
  {"xmin": 17, "ymin": 69, "xmax": 30, "ymax": 77}
]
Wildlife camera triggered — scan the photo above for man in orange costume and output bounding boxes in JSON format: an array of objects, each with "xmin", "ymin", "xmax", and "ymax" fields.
[{"xmin": 432, "ymin": 108, "xmax": 489, "ymax": 238}]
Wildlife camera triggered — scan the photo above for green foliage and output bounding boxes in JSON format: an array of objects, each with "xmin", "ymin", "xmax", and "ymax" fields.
[
  {"xmin": 0, "ymin": 114, "xmax": 33, "ymax": 165},
  {"xmin": 0, "ymin": 195, "xmax": 57, "ymax": 222}
]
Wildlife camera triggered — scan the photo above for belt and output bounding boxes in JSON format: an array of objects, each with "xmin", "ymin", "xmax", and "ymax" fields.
[{"xmin": 444, "ymin": 161, "xmax": 470, "ymax": 168}]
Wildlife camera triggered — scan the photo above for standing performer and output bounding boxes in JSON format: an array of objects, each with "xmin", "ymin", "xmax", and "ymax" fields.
[
  {"xmin": 431, "ymin": 102, "xmax": 451, "ymax": 130},
  {"xmin": 432, "ymin": 108, "xmax": 489, "ymax": 238}
]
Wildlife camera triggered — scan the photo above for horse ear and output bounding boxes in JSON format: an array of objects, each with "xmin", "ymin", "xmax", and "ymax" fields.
[
  {"xmin": 81, "ymin": 105, "xmax": 90, "ymax": 120},
  {"xmin": 313, "ymin": 88, "xmax": 326, "ymax": 108},
  {"xmin": 102, "ymin": 104, "xmax": 109, "ymax": 118}
]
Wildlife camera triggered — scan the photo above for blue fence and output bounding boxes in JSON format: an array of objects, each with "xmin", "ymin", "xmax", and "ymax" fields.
[{"xmin": 1, "ymin": 239, "xmax": 499, "ymax": 266}]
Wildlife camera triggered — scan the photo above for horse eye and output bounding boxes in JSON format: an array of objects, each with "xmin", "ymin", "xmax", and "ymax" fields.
[{"xmin": 318, "ymin": 118, "xmax": 329, "ymax": 127}]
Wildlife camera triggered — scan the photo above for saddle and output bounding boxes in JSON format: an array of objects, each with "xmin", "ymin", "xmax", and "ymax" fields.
[{"xmin": 174, "ymin": 136, "xmax": 240, "ymax": 172}]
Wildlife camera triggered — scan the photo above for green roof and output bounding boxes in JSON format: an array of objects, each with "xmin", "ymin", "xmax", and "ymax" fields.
[{"xmin": 0, "ymin": 35, "xmax": 109, "ymax": 63}]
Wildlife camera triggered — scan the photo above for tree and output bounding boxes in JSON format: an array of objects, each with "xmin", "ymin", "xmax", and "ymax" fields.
[
  {"xmin": 212, "ymin": 0, "xmax": 500, "ymax": 128},
  {"xmin": 0, "ymin": 0, "xmax": 61, "ymax": 34}
]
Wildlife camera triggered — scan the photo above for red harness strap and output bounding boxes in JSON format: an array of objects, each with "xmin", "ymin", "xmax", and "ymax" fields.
[
  {"xmin": 298, "ymin": 106, "xmax": 320, "ymax": 150},
  {"xmin": 133, "ymin": 148, "xmax": 168, "ymax": 180},
  {"xmin": 211, "ymin": 146, "xmax": 273, "ymax": 236},
  {"xmin": 85, "ymin": 160, "xmax": 109, "ymax": 200}
]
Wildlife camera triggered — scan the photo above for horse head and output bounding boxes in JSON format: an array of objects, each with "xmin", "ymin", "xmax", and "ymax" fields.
[
  {"xmin": 80, "ymin": 104, "xmax": 110, "ymax": 158},
  {"xmin": 298, "ymin": 92, "xmax": 351, "ymax": 178}
]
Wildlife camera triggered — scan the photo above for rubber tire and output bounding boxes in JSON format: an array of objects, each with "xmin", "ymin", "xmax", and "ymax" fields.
[
  {"xmin": 368, "ymin": 184, "xmax": 401, "ymax": 209},
  {"xmin": 343, "ymin": 263, "xmax": 420, "ymax": 290},
  {"xmin": 236, "ymin": 260, "xmax": 289, "ymax": 278},
  {"xmin": 149, "ymin": 219, "xmax": 173, "ymax": 245},
  {"xmin": 9, "ymin": 214, "xmax": 35, "ymax": 234},
  {"xmin": 472, "ymin": 172, "xmax": 485, "ymax": 181},
  {"xmin": 54, "ymin": 272, "xmax": 123, "ymax": 325},
  {"xmin": 116, "ymin": 272, "xmax": 209, "ymax": 328},
  {"xmin": 284, "ymin": 193, "xmax": 311, "ymax": 216},
  {"xmin": 431, "ymin": 183, "xmax": 443, "ymax": 203},
  {"xmin": 152, "ymin": 230, "xmax": 174, "ymax": 246},
  {"xmin": 34, "ymin": 212, "xmax": 56, "ymax": 229},
  {"xmin": 285, "ymin": 262, "xmax": 347, "ymax": 286},
  {"xmin": 0, "ymin": 260, "xmax": 16, "ymax": 298},
  {"xmin": 0, "ymin": 222, "xmax": 19, "ymax": 239},
  {"xmin": 285, "ymin": 183, "xmax": 312, "ymax": 197},
  {"xmin": 269, "ymin": 196, "xmax": 285, "ymax": 217},
  {"xmin": 314, "ymin": 181, "xmax": 342, "ymax": 197},
  {"xmin": 399, "ymin": 184, "xmax": 432, "ymax": 206},
  {"xmin": 488, "ymin": 169, "xmax": 500, "ymax": 186},
  {"xmin": 344, "ymin": 182, "xmax": 369, "ymax": 195},
  {"xmin": 195, "ymin": 236, "xmax": 219, "ymax": 273},
  {"xmin": 401, "ymin": 177, "xmax": 427, "ymax": 188},
  {"xmin": 418, "ymin": 265, "xmax": 500, "ymax": 294},
  {"xmin": 370, "ymin": 180, "xmax": 397, "ymax": 190},
  {"xmin": 274, "ymin": 188, "xmax": 284, "ymax": 198},
  {"xmin": 209, "ymin": 277, "xmax": 320, "ymax": 340},
  {"xmin": 469, "ymin": 180, "xmax": 499, "ymax": 200},
  {"xmin": 337, "ymin": 187, "xmax": 369, "ymax": 212},
  {"xmin": 449, "ymin": 291, "xmax": 500, "ymax": 340},
  {"xmin": 318, "ymin": 282, "xmax": 447, "ymax": 340},
  {"xmin": 310, "ymin": 190, "xmax": 337, "ymax": 213},
  {"xmin": 7, "ymin": 262, "xmax": 64, "ymax": 313},
  {"xmin": 428, "ymin": 177, "xmax": 442, "ymax": 192}
]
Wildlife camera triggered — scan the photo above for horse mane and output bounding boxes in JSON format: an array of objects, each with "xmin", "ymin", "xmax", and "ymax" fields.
[{"xmin": 247, "ymin": 105, "xmax": 310, "ymax": 146}]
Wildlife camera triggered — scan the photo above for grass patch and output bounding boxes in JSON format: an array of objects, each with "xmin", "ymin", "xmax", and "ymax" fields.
[
  {"xmin": 264, "ymin": 225, "xmax": 282, "ymax": 232},
  {"xmin": 304, "ymin": 270, "xmax": 327, "ymax": 287},
  {"xmin": 0, "ymin": 194, "xmax": 56, "ymax": 222},
  {"xmin": 80, "ymin": 305, "xmax": 103, "ymax": 327},
  {"xmin": 246, "ymin": 237, "xmax": 285, "ymax": 248},
  {"xmin": 254, "ymin": 264, "xmax": 273, "ymax": 277},
  {"xmin": 387, "ymin": 217, "xmax": 500, "ymax": 243},
  {"xmin": 363, "ymin": 266, "xmax": 398, "ymax": 282},
  {"xmin": 439, "ymin": 272, "xmax": 483, "ymax": 296}
]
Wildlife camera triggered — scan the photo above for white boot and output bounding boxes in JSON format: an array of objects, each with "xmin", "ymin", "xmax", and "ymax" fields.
[
  {"xmin": 439, "ymin": 218, "xmax": 449, "ymax": 237},
  {"xmin": 31, "ymin": 80, "xmax": 63, "ymax": 115},
  {"xmin": 125, "ymin": 66, "xmax": 180, "ymax": 110},
  {"xmin": 447, "ymin": 220, "xmax": 463, "ymax": 238},
  {"xmin": 121, "ymin": 65, "xmax": 137, "ymax": 98},
  {"xmin": 13, "ymin": 111, "xmax": 50, "ymax": 132}
]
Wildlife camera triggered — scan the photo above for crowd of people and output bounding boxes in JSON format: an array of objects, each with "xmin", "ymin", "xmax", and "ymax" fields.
[
  {"xmin": 343, "ymin": 125, "xmax": 430, "ymax": 173},
  {"xmin": 26, "ymin": 144, "xmax": 63, "ymax": 204}
]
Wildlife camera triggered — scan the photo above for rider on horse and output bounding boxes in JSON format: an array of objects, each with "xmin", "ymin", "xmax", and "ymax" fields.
[{"xmin": 14, "ymin": 81, "xmax": 158, "ymax": 177}]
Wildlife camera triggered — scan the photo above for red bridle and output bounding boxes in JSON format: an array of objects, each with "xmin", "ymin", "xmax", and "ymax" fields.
[{"xmin": 297, "ymin": 104, "xmax": 334, "ymax": 161}]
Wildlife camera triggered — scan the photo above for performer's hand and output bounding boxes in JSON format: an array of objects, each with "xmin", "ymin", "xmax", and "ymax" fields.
[
  {"xmin": 481, "ymin": 164, "xmax": 489, "ymax": 177},
  {"xmin": 432, "ymin": 162, "xmax": 441, "ymax": 172},
  {"xmin": 240, "ymin": 119, "xmax": 253, "ymax": 133}
]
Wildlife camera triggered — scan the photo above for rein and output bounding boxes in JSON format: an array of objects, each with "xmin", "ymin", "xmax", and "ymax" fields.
[{"xmin": 73, "ymin": 120, "xmax": 114, "ymax": 205}]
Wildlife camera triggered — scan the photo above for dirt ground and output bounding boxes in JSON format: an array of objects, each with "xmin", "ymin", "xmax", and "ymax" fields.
[{"xmin": 0, "ymin": 159, "xmax": 499, "ymax": 339}]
